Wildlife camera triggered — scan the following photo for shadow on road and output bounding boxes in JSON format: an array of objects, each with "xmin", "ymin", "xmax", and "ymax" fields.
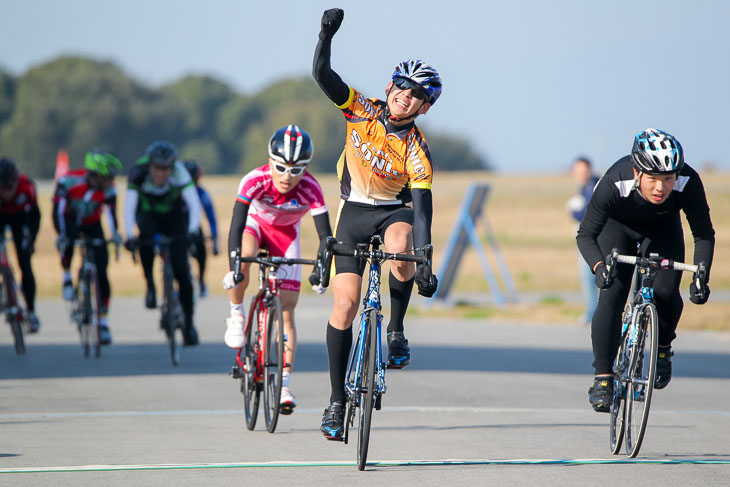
[{"xmin": 2, "ymin": 342, "xmax": 730, "ymax": 381}]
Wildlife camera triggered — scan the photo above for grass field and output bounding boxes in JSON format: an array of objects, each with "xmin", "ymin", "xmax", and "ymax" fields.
[{"xmin": 28, "ymin": 170, "xmax": 729, "ymax": 330}]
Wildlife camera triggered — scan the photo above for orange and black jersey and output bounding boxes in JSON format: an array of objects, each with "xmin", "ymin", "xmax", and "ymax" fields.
[
  {"xmin": 335, "ymin": 87, "xmax": 433, "ymax": 205},
  {"xmin": 313, "ymin": 34, "xmax": 434, "ymax": 249}
]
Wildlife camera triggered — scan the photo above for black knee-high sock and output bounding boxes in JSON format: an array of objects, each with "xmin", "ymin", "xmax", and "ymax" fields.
[
  {"xmin": 387, "ymin": 272, "xmax": 414, "ymax": 334},
  {"xmin": 327, "ymin": 323, "xmax": 352, "ymax": 404}
]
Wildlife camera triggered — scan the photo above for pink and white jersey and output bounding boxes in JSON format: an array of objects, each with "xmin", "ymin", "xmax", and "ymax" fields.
[{"xmin": 236, "ymin": 164, "xmax": 328, "ymax": 227}]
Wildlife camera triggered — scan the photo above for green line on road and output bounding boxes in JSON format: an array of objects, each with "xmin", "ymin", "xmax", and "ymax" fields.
[{"xmin": 3, "ymin": 458, "xmax": 730, "ymax": 474}]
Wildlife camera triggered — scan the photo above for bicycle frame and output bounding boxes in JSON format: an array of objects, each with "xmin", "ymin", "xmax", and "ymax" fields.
[
  {"xmin": 345, "ymin": 242, "xmax": 386, "ymax": 417},
  {"xmin": 235, "ymin": 261, "xmax": 281, "ymax": 383}
]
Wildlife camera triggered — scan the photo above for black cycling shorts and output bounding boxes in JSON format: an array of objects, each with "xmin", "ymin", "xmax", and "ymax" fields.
[{"xmin": 333, "ymin": 201, "xmax": 413, "ymax": 276}]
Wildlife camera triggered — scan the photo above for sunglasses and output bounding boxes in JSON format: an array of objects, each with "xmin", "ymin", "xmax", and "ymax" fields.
[
  {"xmin": 271, "ymin": 162, "xmax": 305, "ymax": 176},
  {"xmin": 393, "ymin": 77, "xmax": 427, "ymax": 101},
  {"xmin": 150, "ymin": 164, "xmax": 173, "ymax": 172}
]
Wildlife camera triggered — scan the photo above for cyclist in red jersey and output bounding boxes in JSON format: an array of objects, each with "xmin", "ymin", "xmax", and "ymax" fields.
[
  {"xmin": 313, "ymin": 8, "xmax": 440, "ymax": 439},
  {"xmin": 0, "ymin": 157, "xmax": 41, "ymax": 332},
  {"xmin": 223, "ymin": 125, "xmax": 332, "ymax": 414},
  {"xmin": 53, "ymin": 150, "xmax": 123, "ymax": 345}
]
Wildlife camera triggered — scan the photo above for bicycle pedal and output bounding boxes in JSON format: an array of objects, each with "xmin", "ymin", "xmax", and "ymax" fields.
[{"xmin": 375, "ymin": 394, "xmax": 382, "ymax": 411}]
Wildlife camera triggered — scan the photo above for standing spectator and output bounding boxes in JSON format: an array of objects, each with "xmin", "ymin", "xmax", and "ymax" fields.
[{"xmin": 566, "ymin": 157, "xmax": 599, "ymax": 326}]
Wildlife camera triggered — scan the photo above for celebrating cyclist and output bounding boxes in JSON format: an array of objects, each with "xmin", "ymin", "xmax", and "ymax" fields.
[
  {"xmin": 183, "ymin": 160, "xmax": 219, "ymax": 298},
  {"xmin": 577, "ymin": 129, "xmax": 715, "ymax": 412},
  {"xmin": 124, "ymin": 141, "xmax": 203, "ymax": 346},
  {"xmin": 223, "ymin": 125, "xmax": 331, "ymax": 415},
  {"xmin": 313, "ymin": 8, "xmax": 440, "ymax": 439},
  {"xmin": 0, "ymin": 157, "xmax": 41, "ymax": 332},
  {"xmin": 52, "ymin": 150, "xmax": 124, "ymax": 344}
]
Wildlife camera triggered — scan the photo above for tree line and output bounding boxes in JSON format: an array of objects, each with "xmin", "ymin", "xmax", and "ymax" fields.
[{"xmin": 0, "ymin": 56, "xmax": 491, "ymax": 179}]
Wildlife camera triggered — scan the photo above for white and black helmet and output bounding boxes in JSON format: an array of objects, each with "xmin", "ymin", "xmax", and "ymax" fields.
[
  {"xmin": 631, "ymin": 128, "xmax": 684, "ymax": 175},
  {"xmin": 392, "ymin": 59, "xmax": 443, "ymax": 105},
  {"xmin": 268, "ymin": 125, "xmax": 314, "ymax": 165}
]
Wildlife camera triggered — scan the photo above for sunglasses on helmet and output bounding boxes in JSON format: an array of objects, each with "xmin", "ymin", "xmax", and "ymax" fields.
[
  {"xmin": 393, "ymin": 77, "xmax": 427, "ymax": 101},
  {"xmin": 271, "ymin": 162, "xmax": 306, "ymax": 176}
]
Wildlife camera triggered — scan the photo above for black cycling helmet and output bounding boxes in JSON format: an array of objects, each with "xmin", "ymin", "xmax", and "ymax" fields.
[
  {"xmin": 268, "ymin": 125, "xmax": 314, "ymax": 165},
  {"xmin": 631, "ymin": 128, "xmax": 684, "ymax": 175},
  {"xmin": 184, "ymin": 160, "xmax": 201, "ymax": 182},
  {"xmin": 0, "ymin": 157, "xmax": 20, "ymax": 188},
  {"xmin": 144, "ymin": 140, "xmax": 178, "ymax": 166}
]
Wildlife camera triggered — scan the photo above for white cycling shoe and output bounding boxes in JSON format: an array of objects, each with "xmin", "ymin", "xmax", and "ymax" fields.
[
  {"xmin": 279, "ymin": 387, "xmax": 297, "ymax": 415},
  {"xmin": 224, "ymin": 314, "xmax": 246, "ymax": 349}
]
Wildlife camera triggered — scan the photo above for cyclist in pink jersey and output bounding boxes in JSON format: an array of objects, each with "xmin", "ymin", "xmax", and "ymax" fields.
[{"xmin": 223, "ymin": 125, "xmax": 332, "ymax": 414}]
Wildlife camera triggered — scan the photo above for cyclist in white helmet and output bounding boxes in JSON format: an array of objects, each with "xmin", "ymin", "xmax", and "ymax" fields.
[{"xmin": 577, "ymin": 128, "xmax": 714, "ymax": 413}]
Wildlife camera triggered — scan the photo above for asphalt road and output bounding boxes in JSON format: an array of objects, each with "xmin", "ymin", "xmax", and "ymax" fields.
[{"xmin": 2, "ymin": 294, "xmax": 730, "ymax": 486}]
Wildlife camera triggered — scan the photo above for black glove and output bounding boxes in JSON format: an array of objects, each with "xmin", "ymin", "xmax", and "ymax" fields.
[
  {"xmin": 689, "ymin": 263, "xmax": 710, "ymax": 304},
  {"xmin": 124, "ymin": 238, "xmax": 136, "ymax": 252},
  {"xmin": 415, "ymin": 264, "xmax": 438, "ymax": 298},
  {"xmin": 593, "ymin": 262, "xmax": 614, "ymax": 289},
  {"xmin": 319, "ymin": 8, "xmax": 344, "ymax": 40}
]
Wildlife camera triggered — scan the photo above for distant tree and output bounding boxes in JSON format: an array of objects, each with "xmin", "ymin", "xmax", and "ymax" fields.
[
  {"xmin": 0, "ymin": 68, "xmax": 15, "ymax": 128},
  {"xmin": 0, "ymin": 56, "xmax": 491, "ymax": 178},
  {"xmin": 426, "ymin": 133, "xmax": 492, "ymax": 171}
]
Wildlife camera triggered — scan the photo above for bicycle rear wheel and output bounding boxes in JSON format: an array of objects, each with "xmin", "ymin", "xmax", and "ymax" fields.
[
  {"xmin": 357, "ymin": 309, "xmax": 378, "ymax": 471},
  {"xmin": 610, "ymin": 305, "xmax": 632, "ymax": 454},
  {"xmin": 4, "ymin": 270, "xmax": 26, "ymax": 355},
  {"xmin": 625, "ymin": 304, "xmax": 658, "ymax": 458},
  {"xmin": 263, "ymin": 295, "xmax": 284, "ymax": 433},
  {"xmin": 242, "ymin": 297, "xmax": 263, "ymax": 430}
]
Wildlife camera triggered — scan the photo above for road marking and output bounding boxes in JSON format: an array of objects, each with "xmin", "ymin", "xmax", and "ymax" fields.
[
  {"xmin": 2, "ymin": 458, "xmax": 730, "ymax": 474},
  {"xmin": 2, "ymin": 405, "xmax": 730, "ymax": 420}
]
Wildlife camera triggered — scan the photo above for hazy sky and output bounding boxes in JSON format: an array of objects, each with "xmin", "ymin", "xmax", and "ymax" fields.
[{"xmin": 2, "ymin": 0, "xmax": 729, "ymax": 173}]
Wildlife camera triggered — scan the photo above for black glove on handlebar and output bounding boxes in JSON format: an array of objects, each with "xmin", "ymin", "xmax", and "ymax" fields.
[
  {"xmin": 593, "ymin": 262, "xmax": 614, "ymax": 289},
  {"xmin": 319, "ymin": 8, "xmax": 344, "ymax": 40},
  {"xmin": 415, "ymin": 264, "xmax": 438, "ymax": 298},
  {"xmin": 689, "ymin": 262, "xmax": 710, "ymax": 304}
]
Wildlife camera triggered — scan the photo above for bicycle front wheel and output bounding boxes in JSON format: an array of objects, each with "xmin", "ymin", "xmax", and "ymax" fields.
[
  {"xmin": 87, "ymin": 266, "xmax": 102, "ymax": 358},
  {"xmin": 242, "ymin": 297, "xmax": 263, "ymax": 430},
  {"xmin": 625, "ymin": 303, "xmax": 658, "ymax": 458},
  {"xmin": 263, "ymin": 295, "xmax": 284, "ymax": 433},
  {"xmin": 357, "ymin": 309, "xmax": 378, "ymax": 471},
  {"xmin": 162, "ymin": 264, "xmax": 180, "ymax": 366}
]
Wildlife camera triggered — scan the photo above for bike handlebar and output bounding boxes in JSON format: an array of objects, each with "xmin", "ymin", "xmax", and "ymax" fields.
[
  {"xmin": 320, "ymin": 236, "xmax": 433, "ymax": 288},
  {"xmin": 614, "ymin": 254, "xmax": 698, "ymax": 273}
]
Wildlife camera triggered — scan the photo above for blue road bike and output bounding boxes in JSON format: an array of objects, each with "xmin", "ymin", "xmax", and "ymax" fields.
[
  {"xmin": 322, "ymin": 235, "xmax": 433, "ymax": 470},
  {"xmin": 607, "ymin": 247, "xmax": 703, "ymax": 458}
]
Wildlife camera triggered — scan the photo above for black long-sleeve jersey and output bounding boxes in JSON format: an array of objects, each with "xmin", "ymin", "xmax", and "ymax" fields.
[{"xmin": 577, "ymin": 156, "xmax": 715, "ymax": 276}]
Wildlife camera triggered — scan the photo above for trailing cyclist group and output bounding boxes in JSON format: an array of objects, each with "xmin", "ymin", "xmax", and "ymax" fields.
[{"xmin": 1, "ymin": 7, "xmax": 715, "ymax": 461}]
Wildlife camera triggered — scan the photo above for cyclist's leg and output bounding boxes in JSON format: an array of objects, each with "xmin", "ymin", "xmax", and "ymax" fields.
[
  {"xmin": 225, "ymin": 229, "xmax": 257, "ymax": 348},
  {"xmin": 10, "ymin": 217, "xmax": 37, "ymax": 315},
  {"xmin": 592, "ymin": 221, "xmax": 637, "ymax": 376},
  {"xmin": 136, "ymin": 211, "xmax": 158, "ymax": 307},
  {"xmin": 87, "ymin": 222, "xmax": 111, "ymax": 343},
  {"xmin": 168, "ymin": 232, "xmax": 196, "ymax": 343},
  {"xmin": 60, "ymin": 215, "xmax": 79, "ymax": 300},
  {"xmin": 193, "ymin": 230, "xmax": 207, "ymax": 292},
  {"xmin": 382, "ymin": 208, "xmax": 416, "ymax": 367},
  {"xmin": 646, "ymin": 222, "xmax": 685, "ymax": 389}
]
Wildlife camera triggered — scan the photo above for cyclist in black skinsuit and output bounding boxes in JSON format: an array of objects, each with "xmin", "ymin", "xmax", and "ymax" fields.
[{"xmin": 577, "ymin": 128, "xmax": 714, "ymax": 412}]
